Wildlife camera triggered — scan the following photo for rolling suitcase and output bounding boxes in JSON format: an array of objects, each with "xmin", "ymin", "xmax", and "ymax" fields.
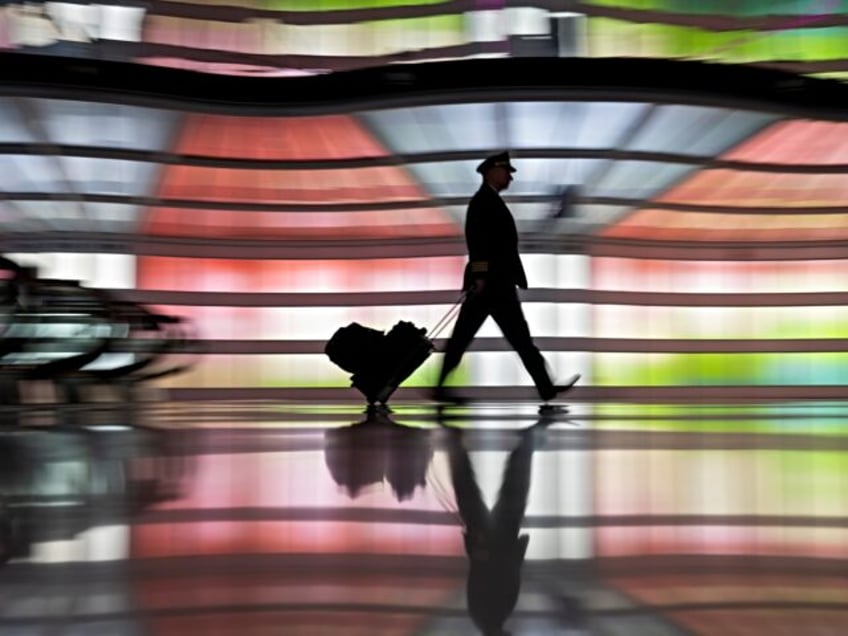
[{"xmin": 325, "ymin": 295, "xmax": 465, "ymax": 405}]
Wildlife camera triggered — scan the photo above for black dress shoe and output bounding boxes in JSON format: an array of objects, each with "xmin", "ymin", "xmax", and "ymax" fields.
[{"xmin": 541, "ymin": 373, "xmax": 581, "ymax": 402}]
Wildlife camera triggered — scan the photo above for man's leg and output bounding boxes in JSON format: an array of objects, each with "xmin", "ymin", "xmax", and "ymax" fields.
[
  {"xmin": 490, "ymin": 429, "xmax": 535, "ymax": 542},
  {"xmin": 436, "ymin": 292, "xmax": 489, "ymax": 388},
  {"xmin": 445, "ymin": 428, "xmax": 491, "ymax": 538},
  {"xmin": 489, "ymin": 287, "xmax": 556, "ymax": 400}
]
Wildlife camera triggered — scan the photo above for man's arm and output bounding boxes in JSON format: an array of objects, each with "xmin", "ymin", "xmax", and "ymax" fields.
[{"xmin": 465, "ymin": 195, "xmax": 494, "ymax": 294}]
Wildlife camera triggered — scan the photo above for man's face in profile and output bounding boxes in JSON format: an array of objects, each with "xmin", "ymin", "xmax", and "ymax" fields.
[{"xmin": 488, "ymin": 165, "xmax": 513, "ymax": 192}]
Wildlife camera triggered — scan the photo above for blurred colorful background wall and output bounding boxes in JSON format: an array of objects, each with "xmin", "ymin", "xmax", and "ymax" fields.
[
  {"xmin": 2, "ymin": 1, "xmax": 848, "ymax": 79},
  {"xmin": 2, "ymin": 88, "xmax": 847, "ymax": 403}
]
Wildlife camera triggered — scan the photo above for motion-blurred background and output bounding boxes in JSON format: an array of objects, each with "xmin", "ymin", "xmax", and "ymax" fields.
[{"xmin": 1, "ymin": 3, "xmax": 848, "ymax": 635}]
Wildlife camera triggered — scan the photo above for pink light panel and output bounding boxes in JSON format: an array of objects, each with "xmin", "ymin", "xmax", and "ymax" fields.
[{"xmin": 142, "ymin": 113, "xmax": 459, "ymax": 239}]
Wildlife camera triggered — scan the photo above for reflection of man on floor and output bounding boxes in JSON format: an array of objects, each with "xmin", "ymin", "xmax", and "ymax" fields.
[{"xmin": 444, "ymin": 418, "xmax": 547, "ymax": 636}]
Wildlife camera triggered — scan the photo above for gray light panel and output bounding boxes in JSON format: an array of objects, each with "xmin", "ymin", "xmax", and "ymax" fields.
[
  {"xmin": 0, "ymin": 99, "xmax": 37, "ymax": 143},
  {"xmin": 59, "ymin": 157, "xmax": 160, "ymax": 197},
  {"xmin": 32, "ymin": 98, "xmax": 179, "ymax": 151},
  {"xmin": 360, "ymin": 103, "xmax": 498, "ymax": 153},
  {"xmin": 5, "ymin": 201, "xmax": 87, "ymax": 232},
  {"xmin": 361, "ymin": 101, "xmax": 656, "ymax": 155},
  {"xmin": 83, "ymin": 202, "xmax": 145, "ymax": 234},
  {"xmin": 403, "ymin": 159, "xmax": 481, "ymax": 198},
  {"xmin": 0, "ymin": 155, "xmax": 65, "ymax": 192},
  {"xmin": 505, "ymin": 158, "xmax": 605, "ymax": 197},
  {"xmin": 588, "ymin": 160, "xmax": 694, "ymax": 200},
  {"xmin": 507, "ymin": 101, "xmax": 651, "ymax": 149},
  {"xmin": 0, "ymin": 201, "xmax": 54, "ymax": 232},
  {"xmin": 625, "ymin": 105, "xmax": 779, "ymax": 156}
]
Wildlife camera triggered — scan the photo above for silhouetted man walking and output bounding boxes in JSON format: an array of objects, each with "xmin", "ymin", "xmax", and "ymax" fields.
[{"xmin": 433, "ymin": 151, "xmax": 578, "ymax": 407}]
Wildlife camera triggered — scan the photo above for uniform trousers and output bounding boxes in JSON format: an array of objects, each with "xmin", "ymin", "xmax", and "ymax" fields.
[{"xmin": 438, "ymin": 284, "xmax": 555, "ymax": 400}]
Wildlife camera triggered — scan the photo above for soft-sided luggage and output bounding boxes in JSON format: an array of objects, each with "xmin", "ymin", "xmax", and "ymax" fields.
[
  {"xmin": 325, "ymin": 320, "xmax": 432, "ymax": 405},
  {"xmin": 325, "ymin": 296, "xmax": 464, "ymax": 405},
  {"xmin": 325, "ymin": 322, "xmax": 386, "ymax": 375}
]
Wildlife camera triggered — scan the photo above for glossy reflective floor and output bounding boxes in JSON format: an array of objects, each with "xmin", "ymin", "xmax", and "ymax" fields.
[{"xmin": 1, "ymin": 399, "xmax": 847, "ymax": 635}]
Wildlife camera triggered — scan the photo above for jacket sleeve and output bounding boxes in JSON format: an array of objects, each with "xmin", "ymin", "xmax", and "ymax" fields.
[{"xmin": 465, "ymin": 197, "xmax": 492, "ymax": 280}]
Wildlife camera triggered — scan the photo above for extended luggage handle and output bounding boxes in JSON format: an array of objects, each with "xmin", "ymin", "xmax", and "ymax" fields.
[{"xmin": 427, "ymin": 291, "xmax": 467, "ymax": 341}]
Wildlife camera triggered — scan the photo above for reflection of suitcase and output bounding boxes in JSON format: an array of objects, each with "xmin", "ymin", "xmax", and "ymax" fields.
[{"xmin": 325, "ymin": 296, "xmax": 464, "ymax": 405}]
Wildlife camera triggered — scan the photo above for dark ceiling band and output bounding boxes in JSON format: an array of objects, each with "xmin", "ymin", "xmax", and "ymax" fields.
[{"xmin": 0, "ymin": 54, "xmax": 846, "ymax": 119}]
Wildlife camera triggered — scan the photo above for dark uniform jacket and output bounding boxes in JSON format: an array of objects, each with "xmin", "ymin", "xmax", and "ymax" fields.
[{"xmin": 462, "ymin": 184, "xmax": 528, "ymax": 291}]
